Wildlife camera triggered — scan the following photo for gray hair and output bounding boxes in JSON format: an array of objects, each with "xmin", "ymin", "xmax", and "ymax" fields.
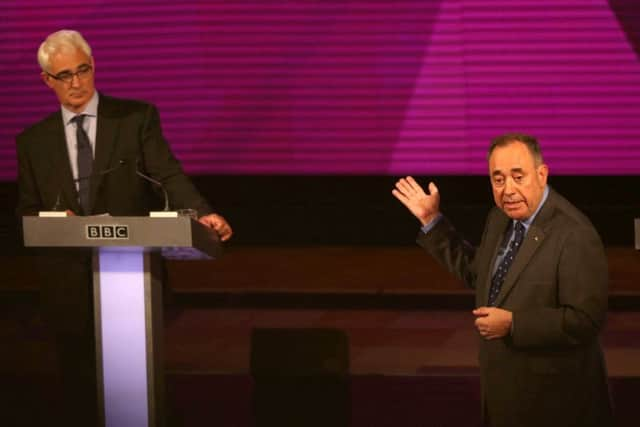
[
  {"xmin": 37, "ymin": 30, "xmax": 92, "ymax": 72},
  {"xmin": 488, "ymin": 133, "xmax": 544, "ymax": 166}
]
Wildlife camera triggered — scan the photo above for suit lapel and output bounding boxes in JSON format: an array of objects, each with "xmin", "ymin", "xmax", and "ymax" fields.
[
  {"xmin": 493, "ymin": 191, "xmax": 555, "ymax": 306},
  {"xmin": 90, "ymin": 95, "xmax": 119, "ymax": 212},
  {"xmin": 46, "ymin": 113, "xmax": 82, "ymax": 213}
]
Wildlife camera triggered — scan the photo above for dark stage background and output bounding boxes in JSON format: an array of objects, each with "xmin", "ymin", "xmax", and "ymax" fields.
[{"xmin": 1, "ymin": 175, "xmax": 638, "ymax": 250}]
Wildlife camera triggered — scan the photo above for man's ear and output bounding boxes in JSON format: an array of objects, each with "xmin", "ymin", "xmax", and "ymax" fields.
[
  {"xmin": 537, "ymin": 163, "xmax": 549, "ymax": 186},
  {"xmin": 41, "ymin": 72, "xmax": 54, "ymax": 89}
]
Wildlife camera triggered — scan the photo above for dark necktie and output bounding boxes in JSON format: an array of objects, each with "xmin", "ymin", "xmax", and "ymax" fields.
[
  {"xmin": 73, "ymin": 114, "xmax": 93, "ymax": 214},
  {"xmin": 488, "ymin": 221, "xmax": 525, "ymax": 306}
]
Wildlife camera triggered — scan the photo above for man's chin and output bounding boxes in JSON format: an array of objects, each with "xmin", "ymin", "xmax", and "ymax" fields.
[
  {"xmin": 65, "ymin": 96, "xmax": 89, "ymax": 111},
  {"xmin": 69, "ymin": 96, "xmax": 87, "ymax": 105},
  {"xmin": 502, "ymin": 205, "xmax": 527, "ymax": 220}
]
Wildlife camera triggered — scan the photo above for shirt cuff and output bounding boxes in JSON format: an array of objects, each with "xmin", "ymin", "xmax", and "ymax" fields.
[{"xmin": 419, "ymin": 213, "xmax": 443, "ymax": 234}]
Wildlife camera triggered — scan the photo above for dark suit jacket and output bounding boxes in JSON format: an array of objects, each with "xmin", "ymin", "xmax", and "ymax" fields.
[
  {"xmin": 15, "ymin": 93, "xmax": 214, "ymax": 334},
  {"xmin": 417, "ymin": 188, "xmax": 613, "ymax": 427},
  {"xmin": 16, "ymin": 93, "xmax": 213, "ymax": 217}
]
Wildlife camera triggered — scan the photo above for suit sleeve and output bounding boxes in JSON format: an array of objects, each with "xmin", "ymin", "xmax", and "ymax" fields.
[
  {"xmin": 416, "ymin": 215, "xmax": 478, "ymax": 289},
  {"xmin": 15, "ymin": 135, "xmax": 43, "ymax": 216},
  {"xmin": 138, "ymin": 104, "xmax": 214, "ymax": 216},
  {"xmin": 511, "ymin": 225, "xmax": 608, "ymax": 348}
]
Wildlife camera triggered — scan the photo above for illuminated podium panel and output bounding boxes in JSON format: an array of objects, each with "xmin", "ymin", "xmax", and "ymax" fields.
[{"xmin": 23, "ymin": 216, "xmax": 221, "ymax": 427}]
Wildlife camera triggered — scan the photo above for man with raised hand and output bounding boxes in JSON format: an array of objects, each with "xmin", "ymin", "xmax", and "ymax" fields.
[{"xmin": 393, "ymin": 134, "xmax": 612, "ymax": 427}]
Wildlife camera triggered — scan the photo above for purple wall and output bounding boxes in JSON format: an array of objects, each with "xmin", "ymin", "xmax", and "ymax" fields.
[{"xmin": 2, "ymin": 0, "xmax": 640, "ymax": 180}]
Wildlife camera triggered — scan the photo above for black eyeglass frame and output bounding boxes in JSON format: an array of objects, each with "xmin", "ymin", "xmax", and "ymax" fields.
[{"xmin": 46, "ymin": 64, "xmax": 93, "ymax": 83}]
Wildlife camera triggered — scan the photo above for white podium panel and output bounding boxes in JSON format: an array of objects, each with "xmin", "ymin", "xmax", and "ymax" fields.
[{"xmin": 94, "ymin": 249, "xmax": 161, "ymax": 427}]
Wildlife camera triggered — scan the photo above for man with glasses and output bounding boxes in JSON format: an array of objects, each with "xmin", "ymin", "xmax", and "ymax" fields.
[{"xmin": 16, "ymin": 29, "xmax": 232, "ymax": 425}]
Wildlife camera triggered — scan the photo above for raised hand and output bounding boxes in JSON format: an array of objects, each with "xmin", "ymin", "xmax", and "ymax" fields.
[{"xmin": 392, "ymin": 176, "xmax": 441, "ymax": 225}]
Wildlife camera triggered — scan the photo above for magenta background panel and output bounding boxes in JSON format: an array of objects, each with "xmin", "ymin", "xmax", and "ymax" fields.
[{"xmin": 2, "ymin": 0, "xmax": 640, "ymax": 180}]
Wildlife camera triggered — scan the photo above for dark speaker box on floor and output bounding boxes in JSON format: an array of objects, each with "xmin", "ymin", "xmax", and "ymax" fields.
[{"xmin": 250, "ymin": 328, "xmax": 350, "ymax": 427}]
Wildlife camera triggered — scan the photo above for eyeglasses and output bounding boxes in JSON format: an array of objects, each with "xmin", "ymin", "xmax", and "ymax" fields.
[{"xmin": 46, "ymin": 64, "xmax": 93, "ymax": 83}]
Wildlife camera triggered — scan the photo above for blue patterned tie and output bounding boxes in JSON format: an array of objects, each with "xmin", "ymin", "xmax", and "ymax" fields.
[
  {"xmin": 488, "ymin": 221, "xmax": 525, "ymax": 306},
  {"xmin": 73, "ymin": 114, "xmax": 93, "ymax": 214}
]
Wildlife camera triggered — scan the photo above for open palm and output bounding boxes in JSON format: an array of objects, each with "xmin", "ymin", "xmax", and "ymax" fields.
[{"xmin": 392, "ymin": 176, "xmax": 441, "ymax": 225}]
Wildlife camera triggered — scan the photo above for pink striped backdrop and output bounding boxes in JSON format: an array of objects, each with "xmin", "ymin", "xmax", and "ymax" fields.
[{"xmin": 2, "ymin": 0, "xmax": 640, "ymax": 180}]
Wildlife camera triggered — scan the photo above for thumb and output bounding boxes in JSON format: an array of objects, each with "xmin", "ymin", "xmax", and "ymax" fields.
[{"xmin": 428, "ymin": 182, "xmax": 439, "ymax": 196}]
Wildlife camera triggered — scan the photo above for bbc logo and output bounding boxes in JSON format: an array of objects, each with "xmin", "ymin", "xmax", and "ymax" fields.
[{"xmin": 86, "ymin": 225, "xmax": 129, "ymax": 240}]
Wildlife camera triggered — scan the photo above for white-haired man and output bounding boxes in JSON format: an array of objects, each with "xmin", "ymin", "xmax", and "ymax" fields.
[{"xmin": 16, "ymin": 29, "xmax": 232, "ymax": 424}]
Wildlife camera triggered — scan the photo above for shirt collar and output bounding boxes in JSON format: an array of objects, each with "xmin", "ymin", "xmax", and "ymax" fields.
[
  {"xmin": 61, "ymin": 91, "xmax": 99, "ymax": 125},
  {"xmin": 519, "ymin": 185, "xmax": 549, "ymax": 230}
]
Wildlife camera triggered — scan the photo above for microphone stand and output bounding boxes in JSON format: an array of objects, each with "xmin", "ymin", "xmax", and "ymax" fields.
[
  {"xmin": 134, "ymin": 160, "xmax": 178, "ymax": 217},
  {"xmin": 135, "ymin": 169, "xmax": 170, "ymax": 212},
  {"xmin": 42, "ymin": 160, "xmax": 127, "ymax": 217}
]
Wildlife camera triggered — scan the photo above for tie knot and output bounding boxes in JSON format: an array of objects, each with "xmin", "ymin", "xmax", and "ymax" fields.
[{"xmin": 72, "ymin": 114, "xmax": 86, "ymax": 126}]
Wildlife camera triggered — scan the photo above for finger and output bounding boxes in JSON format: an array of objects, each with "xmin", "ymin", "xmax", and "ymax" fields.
[
  {"xmin": 199, "ymin": 217, "xmax": 216, "ymax": 229},
  {"xmin": 201, "ymin": 215, "xmax": 225, "ymax": 230},
  {"xmin": 392, "ymin": 188, "xmax": 411, "ymax": 206},
  {"xmin": 474, "ymin": 317, "xmax": 486, "ymax": 328},
  {"xmin": 406, "ymin": 176, "xmax": 426, "ymax": 195},
  {"xmin": 219, "ymin": 229, "xmax": 232, "ymax": 241},
  {"xmin": 396, "ymin": 178, "xmax": 416, "ymax": 197},
  {"xmin": 473, "ymin": 307, "xmax": 490, "ymax": 317},
  {"xmin": 212, "ymin": 214, "xmax": 229, "ymax": 227},
  {"xmin": 214, "ymin": 224, "xmax": 231, "ymax": 240},
  {"xmin": 212, "ymin": 220, "xmax": 227, "ymax": 233}
]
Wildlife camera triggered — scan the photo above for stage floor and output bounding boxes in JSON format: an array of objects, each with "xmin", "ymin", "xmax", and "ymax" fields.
[
  {"xmin": 2, "ymin": 302, "xmax": 639, "ymax": 377},
  {"xmin": 1, "ymin": 301, "xmax": 639, "ymax": 426}
]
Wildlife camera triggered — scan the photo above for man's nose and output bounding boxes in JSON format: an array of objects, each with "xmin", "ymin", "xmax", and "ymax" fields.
[
  {"xmin": 70, "ymin": 74, "xmax": 81, "ymax": 87},
  {"xmin": 504, "ymin": 177, "xmax": 515, "ymax": 193}
]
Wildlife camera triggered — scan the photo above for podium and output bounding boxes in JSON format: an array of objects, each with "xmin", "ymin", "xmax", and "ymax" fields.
[{"xmin": 22, "ymin": 216, "xmax": 221, "ymax": 427}]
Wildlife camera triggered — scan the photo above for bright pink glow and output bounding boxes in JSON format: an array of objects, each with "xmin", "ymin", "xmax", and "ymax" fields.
[{"xmin": 2, "ymin": 0, "xmax": 640, "ymax": 180}]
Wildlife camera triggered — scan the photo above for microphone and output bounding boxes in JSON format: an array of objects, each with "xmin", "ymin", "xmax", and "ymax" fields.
[
  {"xmin": 50, "ymin": 159, "xmax": 128, "ymax": 212},
  {"xmin": 135, "ymin": 160, "xmax": 170, "ymax": 212}
]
